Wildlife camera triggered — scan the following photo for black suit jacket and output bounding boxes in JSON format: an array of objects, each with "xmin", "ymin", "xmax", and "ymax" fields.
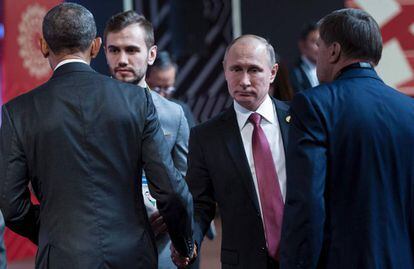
[
  {"xmin": 186, "ymin": 98, "xmax": 289, "ymax": 268},
  {"xmin": 0, "ymin": 63, "xmax": 194, "ymax": 269}
]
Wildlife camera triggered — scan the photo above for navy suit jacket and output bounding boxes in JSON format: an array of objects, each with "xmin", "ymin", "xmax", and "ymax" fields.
[
  {"xmin": 280, "ymin": 67, "xmax": 414, "ymax": 269},
  {"xmin": 186, "ymin": 98, "xmax": 289, "ymax": 268}
]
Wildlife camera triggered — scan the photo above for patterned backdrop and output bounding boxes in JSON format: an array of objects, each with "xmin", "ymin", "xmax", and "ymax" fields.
[
  {"xmin": 135, "ymin": 0, "xmax": 234, "ymax": 123},
  {"xmin": 347, "ymin": 0, "xmax": 414, "ymax": 96}
]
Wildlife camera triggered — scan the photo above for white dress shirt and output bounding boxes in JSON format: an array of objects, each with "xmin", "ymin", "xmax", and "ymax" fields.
[
  {"xmin": 54, "ymin": 59, "xmax": 88, "ymax": 71},
  {"xmin": 234, "ymin": 95, "xmax": 286, "ymax": 219},
  {"xmin": 301, "ymin": 55, "xmax": 319, "ymax": 87}
]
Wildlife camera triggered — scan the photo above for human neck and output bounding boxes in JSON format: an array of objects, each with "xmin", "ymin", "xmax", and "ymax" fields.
[{"xmin": 49, "ymin": 52, "xmax": 91, "ymax": 70}]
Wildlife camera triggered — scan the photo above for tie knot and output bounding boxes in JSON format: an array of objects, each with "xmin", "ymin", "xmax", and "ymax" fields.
[{"xmin": 249, "ymin": 112, "xmax": 262, "ymax": 126}]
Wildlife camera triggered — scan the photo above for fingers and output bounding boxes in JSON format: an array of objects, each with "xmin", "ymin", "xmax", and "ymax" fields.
[
  {"xmin": 170, "ymin": 244, "xmax": 191, "ymax": 268},
  {"xmin": 149, "ymin": 211, "xmax": 167, "ymax": 236},
  {"xmin": 154, "ymin": 222, "xmax": 168, "ymax": 237},
  {"xmin": 149, "ymin": 210, "xmax": 161, "ymax": 222}
]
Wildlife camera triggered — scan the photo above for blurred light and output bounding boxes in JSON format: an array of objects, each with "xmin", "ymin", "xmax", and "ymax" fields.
[{"xmin": 0, "ymin": 23, "xmax": 4, "ymax": 39}]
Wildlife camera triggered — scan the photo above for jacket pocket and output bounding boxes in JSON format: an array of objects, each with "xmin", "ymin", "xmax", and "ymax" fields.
[{"xmin": 221, "ymin": 248, "xmax": 238, "ymax": 265}]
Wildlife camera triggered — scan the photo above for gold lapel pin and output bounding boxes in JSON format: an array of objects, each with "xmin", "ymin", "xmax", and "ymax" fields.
[{"xmin": 285, "ymin": 115, "xmax": 291, "ymax": 123}]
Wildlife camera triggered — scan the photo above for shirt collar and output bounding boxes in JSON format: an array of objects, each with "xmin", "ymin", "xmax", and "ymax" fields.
[
  {"xmin": 54, "ymin": 59, "xmax": 88, "ymax": 71},
  {"xmin": 234, "ymin": 94, "xmax": 276, "ymax": 131},
  {"xmin": 301, "ymin": 55, "xmax": 316, "ymax": 70}
]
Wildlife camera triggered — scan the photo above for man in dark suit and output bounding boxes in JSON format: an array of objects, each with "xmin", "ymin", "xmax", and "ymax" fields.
[
  {"xmin": 0, "ymin": 3, "xmax": 194, "ymax": 269},
  {"xmin": 289, "ymin": 23, "xmax": 319, "ymax": 93},
  {"xmin": 280, "ymin": 8, "xmax": 414, "ymax": 269},
  {"xmin": 173, "ymin": 35, "xmax": 290, "ymax": 268}
]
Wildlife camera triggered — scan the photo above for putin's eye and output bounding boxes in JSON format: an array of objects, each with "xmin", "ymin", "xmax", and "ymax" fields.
[{"xmin": 229, "ymin": 66, "xmax": 242, "ymax": 72}]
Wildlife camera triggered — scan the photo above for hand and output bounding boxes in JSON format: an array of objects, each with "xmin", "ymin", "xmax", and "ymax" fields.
[
  {"xmin": 170, "ymin": 242, "xmax": 198, "ymax": 268},
  {"xmin": 149, "ymin": 211, "xmax": 168, "ymax": 237}
]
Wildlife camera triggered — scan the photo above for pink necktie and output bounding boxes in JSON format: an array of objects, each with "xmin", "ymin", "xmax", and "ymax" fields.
[{"xmin": 249, "ymin": 112, "xmax": 284, "ymax": 260}]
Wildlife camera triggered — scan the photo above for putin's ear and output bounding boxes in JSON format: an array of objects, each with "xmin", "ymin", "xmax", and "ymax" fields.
[
  {"xmin": 270, "ymin": 63, "xmax": 279, "ymax": 83},
  {"xmin": 90, "ymin": 37, "xmax": 102, "ymax": 59},
  {"xmin": 328, "ymin": 42, "xmax": 341, "ymax": 64},
  {"xmin": 40, "ymin": 37, "xmax": 50, "ymax": 58}
]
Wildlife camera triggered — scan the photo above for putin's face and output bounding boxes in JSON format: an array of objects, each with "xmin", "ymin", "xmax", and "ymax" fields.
[{"xmin": 224, "ymin": 38, "xmax": 278, "ymax": 111}]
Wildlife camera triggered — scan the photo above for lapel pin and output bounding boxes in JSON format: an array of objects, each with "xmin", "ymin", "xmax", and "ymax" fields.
[{"xmin": 285, "ymin": 115, "xmax": 291, "ymax": 123}]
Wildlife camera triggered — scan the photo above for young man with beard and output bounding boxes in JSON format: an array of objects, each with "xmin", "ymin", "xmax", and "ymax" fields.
[{"xmin": 104, "ymin": 11, "xmax": 193, "ymax": 269}]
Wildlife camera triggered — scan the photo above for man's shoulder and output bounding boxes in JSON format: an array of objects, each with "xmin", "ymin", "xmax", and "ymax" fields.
[
  {"xmin": 150, "ymin": 91, "xmax": 184, "ymax": 119},
  {"xmin": 3, "ymin": 83, "xmax": 46, "ymax": 111},
  {"xmin": 271, "ymin": 97, "xmax": 290, "ymax": 111},
  {"xmin": 4, "ymin": 74, "xmax": 147, "ymax": 112},
  {"xmin": 192, "ymin": 108, "xmax": 232, "ymax": 133}
]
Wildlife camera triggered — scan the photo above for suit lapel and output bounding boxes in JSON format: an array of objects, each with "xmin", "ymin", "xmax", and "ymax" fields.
[
  {"xmin": 220, "ymin": 107, "xmax": 261, "ymax": 214},
  {"xmin": 273, "ymin": 98, "xmax": 290, "ymax": 154}
]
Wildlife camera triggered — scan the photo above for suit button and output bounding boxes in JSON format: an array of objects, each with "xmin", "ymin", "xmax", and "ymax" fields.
[{"xmin": 260, "ymin": 246, "xmax": 266, "ymax": 252}]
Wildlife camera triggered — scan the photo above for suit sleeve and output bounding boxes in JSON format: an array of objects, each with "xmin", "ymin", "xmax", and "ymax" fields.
[
  {"xmin": 279, "ymin": 92, "xmax": 327, "ymax": 269},
  {"xmin": 186, "ymin": 127, "xmax": 216, "ymax": 246},
  {"xmin": 141, "ymin": 90, "xmax": 194, "ymax": 257},
  {"xmin": 0, "ymin": 105, "xmax": 39, "ymax": 244},
  {"xmin": 171, "ymin": 106, "xmax": 189, "ymax": 178}
]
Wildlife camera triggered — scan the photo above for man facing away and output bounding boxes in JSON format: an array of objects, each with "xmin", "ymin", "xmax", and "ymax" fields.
[
  {"xmin": 289, "ymin": 22, "xmax": 319, "ymax": 93},
  {"xmin": 104, "ymin": 11, "xmax": 194, "ymax": 269},
  {"xmin": 0, "ymin": 3, "xmax": 194, "ymax": 269},
  {"xmin": 174, "ymin": 35, "xmax": 290, "ymax": 268},
  {"xmin": 281, "ymin": 8, "xmax": 414, "ymax": 269}
]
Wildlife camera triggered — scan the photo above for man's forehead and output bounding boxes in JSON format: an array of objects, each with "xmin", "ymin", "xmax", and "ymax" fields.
[
  {"xmin": 231, "ymin": 37, "xmax": 266, "ymax": 51},
  {"xmin": 227, "ymin": 42, "xmax": 268, "ymax": 63},
  {"xmin": 106, "ymin": 24, "xmax": 145, "ymax": 43}
]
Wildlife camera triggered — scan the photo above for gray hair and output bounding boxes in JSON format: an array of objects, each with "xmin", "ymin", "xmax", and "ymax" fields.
[{"xmin": 223, "ymin": 34, "xmax": 276, "ymax": 67}]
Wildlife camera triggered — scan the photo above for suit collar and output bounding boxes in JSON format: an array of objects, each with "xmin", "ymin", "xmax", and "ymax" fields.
[
  {"xmin": 336, "ymin": 66, "xmax": 383, "ymax": 83},
  {"xmin": 54, "ymin": 59, "xmax": 88, "ymax": 71},
  {"xmin": 221, "ymin": 98, "xmax": 290, "ymax": 148},
  {"xmin": 51, "ymin": 62, "xmax": 96, "ymax": 79}
]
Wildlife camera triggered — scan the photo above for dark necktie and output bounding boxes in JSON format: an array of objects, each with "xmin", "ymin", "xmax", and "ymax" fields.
[{"xmin": 249, "ymin": 112, "xmax": 284, "ymax": 260}]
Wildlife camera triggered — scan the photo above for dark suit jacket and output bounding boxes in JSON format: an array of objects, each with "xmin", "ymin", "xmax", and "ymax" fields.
[
  {"xmin": 186, "ymin": 98, "xmax": 289, "ymax": 268},
  {"xmin": 289, "ymin": 59, "xmax": 313, "ymax": 93},
  {"xmin": 0, "ymin": 63, "xmax": 194, "ymax": 269},
  {"xmin": 280, "ymin": 67, "xmax": 414, "ymax": 269}
]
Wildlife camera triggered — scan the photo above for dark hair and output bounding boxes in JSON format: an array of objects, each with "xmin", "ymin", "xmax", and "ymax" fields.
[
  {"xmin": 223, "ymin": 34, "xmax": 276, "ymax": 67},
  {"xmin": 42, "ymin": 3, "xmax": 96, "ymax": 54},
  {"xmin": 104, "ymin": 10, "xmax": 154, "ymax": 49},
  {"xmin": 149, "ymin": 51, "xmax": 177, "ymax": 73},
  {"xmin": 299, "ymin": 22, "xmax": 318, "ymax": 41},
  {"xmin": 318, "ymin": 8, "xmax": 382, "ymax": 65}
]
